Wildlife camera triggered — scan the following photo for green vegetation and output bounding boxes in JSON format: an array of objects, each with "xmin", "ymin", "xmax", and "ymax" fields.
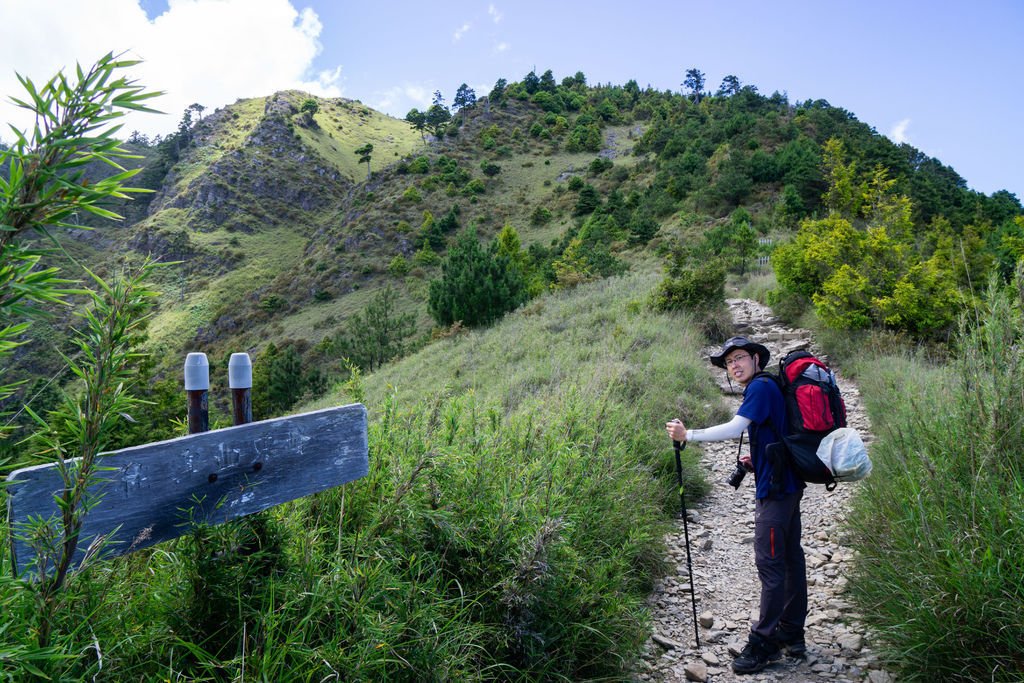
[
  {"xmin": 827, "ymin": 278, "xmax": 1024, "ymax": 681},
  {"xmin": 3, "ymin": 54, "xmax": 1024, "ymax": 680},
  {"xmin": 354, "ymin": 142, "xmax": 373, "ymax": 180},
  {"xmin": 329, "ymin": 284, "xmax": 416, "ymax": 372},
  {"xmin": 24, "ymin": 262, "xmax": 160, "ymax": 648},
  {"xmin": 0, "ymin": 54, "xmax": 167, "ymax": 664},
  {"xmin": 290, "ymin": 93, "xmax": 420, "ymax": 182},
  {"xmin": 2, "ymin": 270, "xmax": 724, "ymax": 679},
  {"xmin": 770, "ymin": 140, "xmax": 991, "ymax": 338},
  {"xmin": 428, "ymin": 229, "xmax": 528, "ymax": 327},
  {"xmin": 1, "ymin": 51, "xmax": 159, "ymax": 440}
]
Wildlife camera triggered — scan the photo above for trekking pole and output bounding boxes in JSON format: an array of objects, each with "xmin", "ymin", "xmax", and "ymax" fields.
[{"xmin": 673, "ymin": 439, "xmax": 701, "ymax": 649}]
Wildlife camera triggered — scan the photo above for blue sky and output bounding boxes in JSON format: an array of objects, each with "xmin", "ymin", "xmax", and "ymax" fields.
[{"xmin": 2, "ymin": 0, "xmax": 1022, "ymax": 199}]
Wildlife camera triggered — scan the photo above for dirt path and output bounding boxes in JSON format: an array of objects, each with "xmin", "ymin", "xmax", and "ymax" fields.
[{"xmin": 635, "ymin": 299, "xmax": 893, "ymax": 683}]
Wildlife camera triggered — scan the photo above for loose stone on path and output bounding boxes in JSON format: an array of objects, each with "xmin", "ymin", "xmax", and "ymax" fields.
[{"xmin": 635, "ymin": 298, "xmax": 892, "ymax": 682}]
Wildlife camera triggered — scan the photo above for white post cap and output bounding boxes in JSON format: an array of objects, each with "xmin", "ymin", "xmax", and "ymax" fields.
[
  {"xmin": 228, "ymin": 352, "xmax": 252, "ymax": 389},
  {"xmin": 183, "ymin": 352, "xmax": 209, "ymax": 391}
]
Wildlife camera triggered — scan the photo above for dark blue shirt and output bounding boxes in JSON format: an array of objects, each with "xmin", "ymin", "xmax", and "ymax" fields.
[{"xmin": 737, "ymin": 375, "xmax": 801, "ymax": 499}]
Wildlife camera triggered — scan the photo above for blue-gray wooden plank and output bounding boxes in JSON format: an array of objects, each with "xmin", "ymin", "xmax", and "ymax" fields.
[{"xmin": 6, "ymin": 403, "xmax": 368, "ymax": 576}]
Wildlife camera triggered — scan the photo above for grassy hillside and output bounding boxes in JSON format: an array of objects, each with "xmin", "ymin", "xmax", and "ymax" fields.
[
  {"xmin": 0, "ymin": 271, "xmax": 730, "ymax": 680},
  {"xmin": 293, "ymin": 95, "xmax": 425, "ymax": 182},
  {"xmin": 8, "ymin": 68, "xmax": 1023, "ymax": 468}
]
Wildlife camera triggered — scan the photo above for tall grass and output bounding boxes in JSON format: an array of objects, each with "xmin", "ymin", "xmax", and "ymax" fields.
[
  {"xmin": 845, "ymin": 280, "xmax": 1024, "ymax": 681},
  {"xmin": 1, "ymin": 272, "xmax": 726, "ymax": 679}
]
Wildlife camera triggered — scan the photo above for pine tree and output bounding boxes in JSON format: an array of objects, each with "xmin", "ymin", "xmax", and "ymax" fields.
[
  {"xmin": 354, "ymin": 143, "xmax": 373, "ymax": 180},
  {"xmin": 428, "ymin": 230, "xmax": 528, "ymax": 327}
]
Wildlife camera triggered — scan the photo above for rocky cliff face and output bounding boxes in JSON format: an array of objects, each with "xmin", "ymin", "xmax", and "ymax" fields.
[{"xmin": 148, "ymin": 92, "xmax": 351, "ymax": 234}]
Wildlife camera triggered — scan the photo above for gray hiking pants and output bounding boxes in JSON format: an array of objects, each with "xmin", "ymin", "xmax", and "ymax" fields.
[{"xmin": 752, "ymin": 490, "xmax": 808, "ymax": 641}]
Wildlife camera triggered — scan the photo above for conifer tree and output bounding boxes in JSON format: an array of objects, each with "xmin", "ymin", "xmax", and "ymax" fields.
[
  {"xmin": 335, "ymin": 285, "xmax": 416, "ymax": 371},
  {"xmin": 453, "ymin": 83, "xmax": 476, "ymax": 121},
  {"xmin": 428, "ymin": 230, "xmax": 527, "ymax": 327},
  {"xmin": 354, "ymin": 143, "xmax": 373, "ymax": 180},
  {"xmin": 426, "ymin": 90, "xmax": 451, "ymax": 138},
  {"xmin": 405, "ymin": 108, "xmax": 427, "ymax": 142},
  {"xmin": 683, "ymin": 68, "xmax": 706, "ymax": 103}
]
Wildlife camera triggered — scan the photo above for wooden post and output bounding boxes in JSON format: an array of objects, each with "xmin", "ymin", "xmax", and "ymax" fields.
[
  {"xmin": 229, "ymin": 352, "xmax": 253, "ymax": 426},
  {"xmin": 184, "ymin": 352, "xmax": 209, "ymax": 434}
]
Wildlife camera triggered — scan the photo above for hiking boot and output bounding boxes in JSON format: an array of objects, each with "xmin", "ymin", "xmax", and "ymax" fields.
[
  {"xmin": 774, "ymin": 626, "xmax": 807, "ymax": 658},
  {"xmin": 732, "ymin": 636, "xmax": 781, "ymax": 674}
]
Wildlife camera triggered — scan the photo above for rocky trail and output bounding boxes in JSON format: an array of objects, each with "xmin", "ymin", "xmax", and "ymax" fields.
[{"xmin": 636, "ymin": 299, "xmax": 893, "ymax": 683}]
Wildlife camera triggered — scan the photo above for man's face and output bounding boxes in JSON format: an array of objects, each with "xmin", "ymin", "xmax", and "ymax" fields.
[{"xmin": 724, "ymin": 348, "xmax": 757, "ymax": 384}]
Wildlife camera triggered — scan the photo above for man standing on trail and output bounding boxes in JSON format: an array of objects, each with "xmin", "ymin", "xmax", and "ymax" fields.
[{"xmin": 665, "ymin": 336, "xmax": 807, "ymax": 675}]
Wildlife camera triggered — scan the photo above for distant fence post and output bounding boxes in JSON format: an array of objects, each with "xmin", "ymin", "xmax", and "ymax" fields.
[
  {"xmin": 229, "ymin": 352, "xmax": 253, "ymax": 426},
  {"xmin": 184, "ymin": 352, "xmax": 209, "ymax": 434}
]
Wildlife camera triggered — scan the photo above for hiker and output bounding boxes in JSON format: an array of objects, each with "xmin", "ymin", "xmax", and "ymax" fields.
[{"xmin": 665, "ymin": 336, "xmax": 807, "ymax": 675}]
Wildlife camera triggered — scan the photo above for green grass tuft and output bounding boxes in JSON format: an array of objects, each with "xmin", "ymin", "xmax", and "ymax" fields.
[{"xmin": 843, "ymin": 281, "xmax": 1024, "ymax": 681}]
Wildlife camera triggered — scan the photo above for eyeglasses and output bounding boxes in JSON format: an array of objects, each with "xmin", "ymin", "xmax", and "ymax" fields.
[{"xmin": 725, "ymin": 354, "xmax": 751, "ymax": 368}]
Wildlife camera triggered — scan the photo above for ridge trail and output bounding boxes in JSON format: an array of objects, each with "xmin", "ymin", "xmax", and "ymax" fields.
[{"xmin": 637, "ymin": 299, "xmax": 893, "ymax": 683}]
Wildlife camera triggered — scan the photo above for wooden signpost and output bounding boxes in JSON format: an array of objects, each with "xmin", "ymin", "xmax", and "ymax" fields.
[{"xmin": 6, "ymin": 353, "xmax": 369, "ymax": 577}]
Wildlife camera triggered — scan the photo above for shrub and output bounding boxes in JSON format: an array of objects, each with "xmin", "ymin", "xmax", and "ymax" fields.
[
  {"xmin": 437, "ymin": 206, "xmax": 460, "ymax": 233},
  {"xmin": 651, "ymin": 262, "xmax": 726, "ymax": 313},
  {"xmin": 627, "ymin": 211, "xmax": 659, "ymax": 245},
  {"xmin": 566, "ymin": 175, "xmax": 584, "ymax": 191},
  {"xmin": 402, "ymin": 186, "xmax": 422, "ymax": 203},
  {"xmin": 574, "ymin": 184, "xmax": 601, "ymax": 215},
  {"xmin": 532, "ymin": 91, "xmax": 562, "ymax": 113},
  {"xmin": 260, "ymin": 294, "xmax": 285, "ymax": 312},
  {"xmin": 774, "ymin": 216, "xmax": 961, "ymax": 337},
  {"xmin": 413, "ymin": 247, "xmax": 440, "ymax": 266},
  {"xmin": 566, "ymin": 121, "xmax": 602, "ymax": 153},
  {"xmin": 551, "ymin": 214, "xmax": 625, "ymax": 287},
  {"xmin": 428, "ymin": 229, "xmax": 528, "ymax": 327},
  {"xmin": 408, "ymin": 156, "xmax": 430, "ymax": 174},
  {"xmin": 589, "ymin": 157, "xmax": 613, "ymax": 175},
  {"xmin": 388, "ymin": 255, "xmax": 411, "ymax": 276},
  {"xmin": 846, "ymin": 279, "xmax": 1024, "ymax": 681},
  {"xmin": 530, "ymin": 206, "xmax": 553, "ymax": 226}
]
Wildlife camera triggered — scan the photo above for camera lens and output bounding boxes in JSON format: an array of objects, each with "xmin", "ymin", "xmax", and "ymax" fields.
[{"xmin": 727, "ymin": 463, "xmax": 747, "ymax": 489}]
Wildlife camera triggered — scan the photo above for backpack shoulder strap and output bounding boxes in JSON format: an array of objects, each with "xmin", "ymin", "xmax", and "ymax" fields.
[{"xmin": 751, "ymin": 370, "xmax": 781, "ymax": 389}]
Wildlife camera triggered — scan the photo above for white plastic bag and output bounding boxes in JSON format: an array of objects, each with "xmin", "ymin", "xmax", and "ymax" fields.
[{"xmin": 816, "ymin": 427, "xmax": 872, "ymax": 481}]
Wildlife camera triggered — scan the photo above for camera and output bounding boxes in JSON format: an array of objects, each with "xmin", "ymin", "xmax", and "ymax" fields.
[{"xmin": 728, "ymin": 460, "xmax": 751, "ymax": 489}]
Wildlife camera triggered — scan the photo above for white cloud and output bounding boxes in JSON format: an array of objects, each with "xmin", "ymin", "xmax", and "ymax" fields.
[
  {"xmin": 488, "ymin": 4, "xmax": 502, "ymax": 23},
  {"xmin": 453, "ymin": 22, "xmax": 471, "ymax": 41},
  {"xmin": 0, "ymin": 0, "xmax": 342, "ymax": 140},
  {"xmin": 889, "ymin": 118, "xmax": 912, "ymax": 144},
  {"xmin": 494, "ymin": 41, "xmax": 510, "ymax": 53},
  {"xmin": 371, "ymin": 84, "xmax": 431, "ymax": 117}
]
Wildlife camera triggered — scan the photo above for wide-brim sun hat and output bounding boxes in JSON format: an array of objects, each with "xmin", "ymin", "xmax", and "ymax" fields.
[{"xmin": 710, "ymin": 336, "xmax": 770, "ymax": 369}]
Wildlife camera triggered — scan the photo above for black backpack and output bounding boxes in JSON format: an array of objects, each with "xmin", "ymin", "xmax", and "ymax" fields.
[{"xmin": 760, "ymin": 350, "xmax": 848, "ymax": 490}]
